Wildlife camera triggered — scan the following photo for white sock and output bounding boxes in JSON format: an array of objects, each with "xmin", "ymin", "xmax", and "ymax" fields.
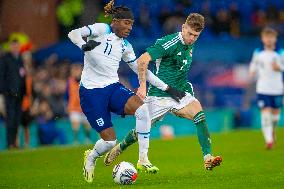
[
  {"xmin": 137, "ymin": 134, "xmax": 150, "ymax": 163},
  {"xmin": 203, "ymin": 154, "xmax": 212, "ymax": 161},
  {"xmin": 135, "ymin": 104, "xmax": 151, "ymax": 163},
  {"xmin": 261, "ymin": 111, "xmax": 273, "ymax": 144},
  {"xmin": 86, "ymin": 139, "xmax": 116, "ymax": 168}
]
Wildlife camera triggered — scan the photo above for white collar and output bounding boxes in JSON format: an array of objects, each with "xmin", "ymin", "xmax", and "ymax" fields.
[
  {"xmin": 178, "ymin": 32, "xmax": 185, "ymax": 45},
  {"xmin": 108, "ymin": 32, "xmax": 123, "ymax": 41}
]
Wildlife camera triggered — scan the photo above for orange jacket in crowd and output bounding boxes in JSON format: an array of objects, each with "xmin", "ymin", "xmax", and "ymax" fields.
[
  {"xmin": 22, "ymin": 75, "xmax": 32, "ymax": 111},
  {"xmin": 66, "ymin": 77, "xmax": 82, "ymax": 113}
]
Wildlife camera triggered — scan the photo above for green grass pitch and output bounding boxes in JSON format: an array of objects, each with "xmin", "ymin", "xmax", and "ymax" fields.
[{"xmin": 1, "ymin": 128, "xmax": 284, "ymax": 189}]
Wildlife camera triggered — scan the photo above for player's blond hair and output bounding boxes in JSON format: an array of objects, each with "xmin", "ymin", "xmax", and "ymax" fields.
[
  {"xmin": 185, "ymin": 13, "xmax": 205, "ymax": 32},
  {"xmin": 261, "ymin": 27, "xmax": 278, "ymax": 36}
]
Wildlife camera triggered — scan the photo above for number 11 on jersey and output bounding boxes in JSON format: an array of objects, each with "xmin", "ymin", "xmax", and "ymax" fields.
[{"xmin": 104, "ymin": 42, "xmax": 112, "ymax": 55}]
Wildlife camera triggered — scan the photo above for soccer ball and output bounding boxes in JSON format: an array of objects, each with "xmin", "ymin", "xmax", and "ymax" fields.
[{"xmin": 112, "ymin": 161, "xmax": 138, "ymax": 185}]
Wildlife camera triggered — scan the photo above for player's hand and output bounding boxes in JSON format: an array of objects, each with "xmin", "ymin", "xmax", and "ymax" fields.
[
  {"xmin": 165, "ymin": 86, "xmax": 186, "ymax": 102},
  {"xmin": 136, "ymin": 84, "xmax": 147, "ymax": 100},
  {"xmin": 272, "ymin": 62, "xmax": 281, "ymax": 72},
  {"xmin": 82, "ymin": 40, "xmax": 101, "ymax": 51}
]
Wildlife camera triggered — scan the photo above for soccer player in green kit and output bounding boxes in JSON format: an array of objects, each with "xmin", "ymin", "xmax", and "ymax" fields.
[{"xmin": 104, "ymin": 13, "xmax": 222, "ymax": 172}]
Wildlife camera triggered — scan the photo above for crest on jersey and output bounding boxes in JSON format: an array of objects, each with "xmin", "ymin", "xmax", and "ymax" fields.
[
  {"xmin": 177, "ymin": 52, "xmax": 182, "ymax": 56},
  {"xmin": 96, "ymin": 118, "xmax": 104, "ymax": 127}
]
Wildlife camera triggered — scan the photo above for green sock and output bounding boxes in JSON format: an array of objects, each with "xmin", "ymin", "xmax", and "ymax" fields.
[
  {"xmin": 193, "ymin": 111, "xmax": 212, "ymax": 156},
  {"xmin": 119, "ymin": 129, "xmax": 138, "ymax": 151}
]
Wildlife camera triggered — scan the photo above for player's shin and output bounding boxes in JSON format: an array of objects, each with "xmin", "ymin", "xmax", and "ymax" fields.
[
  {"xmin": 272, "ymin": 113, "xmax": 279, "ymax": 142},
  {"xmin": 193, "ymin": 111, "xmax": 222, "ymax": 170},
  {"xmin": 261, "ymin": 111, "xmax": 273, "ymax": 145},
  {"xmin": 134, "ymin": 104, "xmax": 151, "ymax": 163},
  {"xmin": 120, "ymin": 129, "xmax": 138, "ymax": 151},
  {"xmin": 103, "ymin": 129, "xmax": 138, "ymax": 166},
  {"xmin": 193, "ymin": 111, "xmax": 212, "ymax": 157},
  {"xmin": 272, "ymin": 114, "xmax": 280, "ymax": 128},
  {"xmin": 134, "ymin": 104, "xmax": 159, "ymax": 173}
]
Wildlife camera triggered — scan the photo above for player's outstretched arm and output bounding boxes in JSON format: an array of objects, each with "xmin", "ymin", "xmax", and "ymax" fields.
[
  {"xmin": 128, "ymin": 61, "xmax": 167, "ymax": 91},
  {"xmin": 248, "ymin": 51, "xmax": 258, "ymax": 81},
  {"xmin": 68, "ymin": 28, "xmax": 87, "ymax": 49},
  {"xmin": 68, "ymin": 28, "xmax": 101, "ymax": 52},
  {"xmin": 128, "ymin": 62, "xmax": 185, "ymax": 102},
  {"xmin": 136, "ymin": 53, "xmax": 151, "ymax": 99}
]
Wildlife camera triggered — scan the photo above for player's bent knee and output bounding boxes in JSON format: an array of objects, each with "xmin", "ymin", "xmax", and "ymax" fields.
[
  {"xmin": 135, "ymin": 104, "xmax": 151, "ymax": 133},
  {"xmin": 191, "ymin": 100, "xmax": 203, "ymax": 110},
  {"xmin": 124, "ymin": 95, "xmax": 144, "ymax": 115},
  {"xmin": 135, "ymin": 103, "xmax": 150, "ymax": 120}
]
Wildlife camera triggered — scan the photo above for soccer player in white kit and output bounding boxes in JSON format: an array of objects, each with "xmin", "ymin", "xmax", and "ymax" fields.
[
  {"xmin": 249, "ymin": 27, "xmax": 284, "ymax": 150},
  {"xmin": 68, "ymin": 0, "xmax": 185, "ymax": 182}
]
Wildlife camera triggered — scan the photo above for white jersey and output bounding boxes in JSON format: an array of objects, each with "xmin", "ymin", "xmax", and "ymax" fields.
[
  {"xmin": 68, "ymin": 23, "xmax": 168, "ymax": 91},
  {"xmin": 80, "ymin": 23, "xmax": 136, "ymax": 88},
  {"xmin": 249, "ymin": 49, "xmax": 284, "ymax": 95}
]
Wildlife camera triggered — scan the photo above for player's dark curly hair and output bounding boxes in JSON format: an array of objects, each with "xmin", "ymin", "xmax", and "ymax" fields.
[{"xmin": 104, "ymin": 0, "xmax": 134, "ymax": 20}]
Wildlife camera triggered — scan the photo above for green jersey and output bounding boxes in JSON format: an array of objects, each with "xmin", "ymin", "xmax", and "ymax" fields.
[{"xmin": 146, "ymin": 32, "xmax": 194, "ymax": 97}]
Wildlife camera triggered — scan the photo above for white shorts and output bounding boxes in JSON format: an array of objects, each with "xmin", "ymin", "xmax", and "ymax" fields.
[
  {"xmin": 69, "ymin": 112, "xmax": 88, "ymax": 124},
  {"xmin": 144, "ymin": 93, "xmax": 197, "ymax": 122}
]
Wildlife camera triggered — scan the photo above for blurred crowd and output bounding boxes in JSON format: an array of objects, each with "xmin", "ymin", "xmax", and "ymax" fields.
[
  {"xmin": 84, "ymin": 0, "xmax": 284, "ymax": 40},
  {"xmin": 0, "ymin": 39, "xmax": 94, "ymax": 149}
]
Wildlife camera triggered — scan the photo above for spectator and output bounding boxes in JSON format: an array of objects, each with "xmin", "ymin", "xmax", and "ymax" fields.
[
  {"xmin": 200, "ymin": 1, "xmax": 214, "ymax": 29},
  {"xmin": 66, "ymin": 64, "xmax": 91, "ymax": 144},
  {"xmin": 266, "ymin": 4, "xmax": 279, "ymax": 24},
  {"xmin": 19, "ymin": 51, "xmax": 34, "ymax": 148},
  {"xmin": 0, "ymin": 39, "xmax": 26, "ymax": 149},
  {"xmin": 229, "ymin": 2, "xmax": 241, "ymax": 37},
  {"xmin": 162, "ymin": 3, "xmax": 185, "ymax": 34},
  {"xmin": 251, "ymin": 6, "xmax": 266, "ymax": 34},
  {"xmin": 212, "ymin": 9, "xmax": 231, "ymax": 36},
  {"xmin": 35, "ymin": 99, "xmax": 66, "ymax": 145},
  {"xmin": 138, "ymin": 4, "xmax": 152, "ymax": 36},
  {"xmin": 158, "ymin": 6, "xmax": 171, "ymax": 27},
  {"xmin": 175, "ymin": 0, "xmax": 192, "ymax": 8}
]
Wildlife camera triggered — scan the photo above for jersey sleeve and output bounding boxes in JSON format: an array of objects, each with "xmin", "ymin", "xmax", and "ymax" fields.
[
  {"xmin": 249, "ymin": 49, "xmax": 259, "ymax": 73},
  {"xmin": 146, "ymin": 39, "xmax": 172, "ymax": 61},
  {"xmin": 275, "ymin": 53, "xmax": 284, "ymax": 71},
  {"xmin": 83, "ymin": 23, "xmax": 111, "ymax": 37},
  {"xmin": 68, "ymin": 23, "xmax": 111, "ymax": 49},
  {"xmin": 122, "ymin": 41, "xmax": 136, "ymax": 63}
]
